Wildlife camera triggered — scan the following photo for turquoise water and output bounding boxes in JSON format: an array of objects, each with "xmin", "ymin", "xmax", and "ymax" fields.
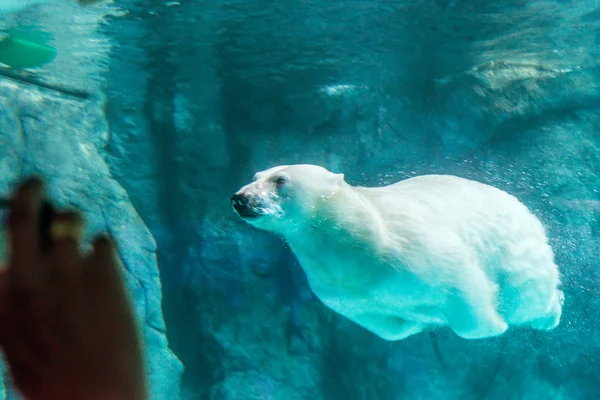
[{"xmin": 1, "ymin": 0, "xmax": 600, "ymax": 399}]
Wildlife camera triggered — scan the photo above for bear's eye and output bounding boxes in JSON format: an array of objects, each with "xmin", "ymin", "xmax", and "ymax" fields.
[{"xmin": 274, "ymin": 176, "xmax": 287, "ymax": 187}]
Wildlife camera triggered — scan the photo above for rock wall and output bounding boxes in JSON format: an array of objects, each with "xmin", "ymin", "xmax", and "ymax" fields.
[
  {"xmin": 0, "ymin": 1, "xmax": 182, "ymax": 398},
  {"xmin": 0, "ymin": 78, "xmax": 182, "ymax": 399}
]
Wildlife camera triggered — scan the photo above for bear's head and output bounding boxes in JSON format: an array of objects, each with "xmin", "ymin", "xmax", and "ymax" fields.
[{"xmin": 231, "ymin": 164, "xmax": 345, "ymax": 234}]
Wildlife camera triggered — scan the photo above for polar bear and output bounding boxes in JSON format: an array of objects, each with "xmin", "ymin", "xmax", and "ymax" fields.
[{"xmin": 231, "ymin": 164, "xmax": 564, "ymax": 340}]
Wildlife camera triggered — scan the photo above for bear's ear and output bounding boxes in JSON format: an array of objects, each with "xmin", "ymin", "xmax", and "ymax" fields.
[{"xmin": 334, "ymin": 173, "xmax": 345, "ymax": 184}]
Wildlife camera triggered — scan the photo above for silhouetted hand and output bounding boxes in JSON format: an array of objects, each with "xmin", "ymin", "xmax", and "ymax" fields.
[{"xmin": 0, "ymin": 178, "xmax": 147, "ymax": 400}]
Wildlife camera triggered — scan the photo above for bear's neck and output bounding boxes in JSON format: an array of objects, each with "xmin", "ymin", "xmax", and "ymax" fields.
[
  {"xmin": 285, "ymin": 184, "xmax": 384, "ymax": 240},
  {"xmin": 281, "ymin": 185, "xmax": 387, "ymax": 287}
]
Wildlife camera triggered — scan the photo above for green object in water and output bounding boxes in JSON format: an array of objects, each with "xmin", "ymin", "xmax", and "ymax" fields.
[{"xmin": 0, "ymin": 31, "xmax": 57, "ymax": 69}]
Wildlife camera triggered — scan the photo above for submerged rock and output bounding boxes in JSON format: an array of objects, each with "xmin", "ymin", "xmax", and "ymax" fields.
[{"xmin": 0, "ymin": 80, "xmax": 182, "ymax": 400}]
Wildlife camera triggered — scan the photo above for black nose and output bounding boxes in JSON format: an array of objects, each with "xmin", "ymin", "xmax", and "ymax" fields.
[
  {"xmin": 231, "ymin": 193, "xmax": 260, "ymax": 219},
  {"xmin": 231, "ymin": 193, "xmax": 249, "ymax": 209}
]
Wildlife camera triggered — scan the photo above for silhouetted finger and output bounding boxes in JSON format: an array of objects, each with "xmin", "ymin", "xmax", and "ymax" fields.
[
  {"xmin": 86, "ymin": 235, "xmax": 138, "ymax": 323},
  {"xmin": 49, "ymin": 211, "xmax": 85, "ymax": 275},
  {"xmin": 7, "ymin": 178, "xmax": 43, "ymax": 286},
  {"xmin": 87, "ymin": 234, "xmax": 118, "ymax": 274},
  {"xmin": 85, "ymin": 235, "xmax": 129, "ymax": 332}
]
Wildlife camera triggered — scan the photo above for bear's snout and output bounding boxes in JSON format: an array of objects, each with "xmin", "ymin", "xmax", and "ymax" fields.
[{"xmin": 231, "ymin": 192, "xmax": 260, "ymax": 219}]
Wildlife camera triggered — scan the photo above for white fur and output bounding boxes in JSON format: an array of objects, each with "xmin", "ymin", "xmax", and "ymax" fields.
[{"xmin": 233, "ymin": 164, "xmax": 564, "ymax": 340}]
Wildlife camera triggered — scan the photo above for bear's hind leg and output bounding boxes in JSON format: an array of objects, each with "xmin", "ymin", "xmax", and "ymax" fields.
[
  {"xmin": 356, "ymin": 313, "xmax": 426, "ymax": 341},
  {"xmin": 527, "ymin": 289, "xmax": 564, "ymax": 331},
  {"xmin": 446, "ymin": 277, "xmax": 508, "ymax": 340}
]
